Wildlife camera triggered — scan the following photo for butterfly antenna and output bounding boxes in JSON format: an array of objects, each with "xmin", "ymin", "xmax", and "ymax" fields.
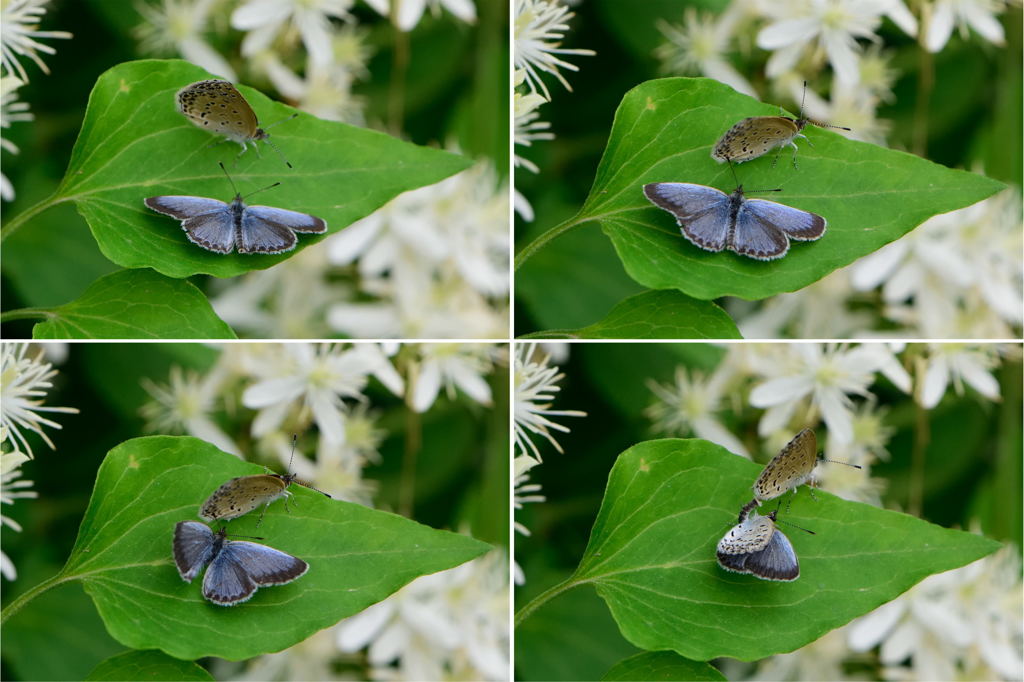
[
  {"xmin": 263, "ymin": 112, "xmax": 298, "ymax": 132},
  {"xmin": 770, "ymin": 504, "xmax": 816, "ymax": 535},
  {"xmin": 799, "ymin": 80, "xmax": 808, "ymax": 119},
  {"xmin": 262, "ymin": 137, "xmax": 293, "ymax": 169},
  {"xmin": 294, "ymin": 478, "xmax": 333, "ymax": 498},
  {"xmin": 218, "ymin": 162, "xmax": 240, "ymax": 196},
  {"xmin": 287, "ymin": 434, "xmax": 297, "ymax": 473},
  {"xmin": 817, "ymin": 451, "xmax": 863, "ymax": 469}
]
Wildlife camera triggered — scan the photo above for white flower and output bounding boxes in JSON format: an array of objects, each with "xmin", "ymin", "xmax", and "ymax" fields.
[
  {"xmin": 0, "ymin": 74, "xmax": 32, "ymax": 201},
  {"xmin": 241, "ymin": 344, "xmax": 376, "ymax": 443},
  {"xmin": 851, "ymin": 189, "xmax": 1023, "ymax": 338},
  {"xmin": 336, "ymin": 549, "xmax": 509, "ymax": 681},
  {"xmin": 848, "ymin": 543, "xmax": 1022, "ymax": 681},
  {"xmin": 257, "ymin": 50, "xmax": 366, "ymax": 124},
  {"xmin": 748, "ymin": 343, "xmax": 908, "ymax": 445},
  {"xmin": 923, "ymin": 0, "xmax": 1006, "ymax": 53},
  {"xmin": 134, "ymin": 0, "xmax": 237, "ymax": 82},
  {"xmin": 408, "ymin": 343, "xmax": 495, "ymax": 413},
  {"xmin": 916, "ymin": 343, "xmax": 1002, "ymax": 409},
  {"xmin": 231, "ymin": 0, "xmax": 353, "ymax": 66},
  {"xmin": 209, "ymin": 243, "xmax": 345, "ymax": 339},
  {"xmin": 325, "ymin": 161, "xmax": 509, "ymax": 339},
  {"xmin": 514, "ymin": 0, "xmax": 595, "ymax": 99},
  {"xmin": 654, "ymin": 9, "xmax": 756, "ymax": 97},
  {"xmin": 0, "ymin": 343, "xmax": 78, "ymax": 459},
  {"xmin": 362, "ymin": 0, "xmax": 476, "ymax": 32},
  {"xmin": 514, "ymin": 69, "xmax": 553, "ymax": 175},
  {"xmin": 1, "ymin": 447, "xmax": 37, "ymax": 580},
  {"xmin": 0, "ymin": 0, "xmax": 72, "ymax": 82},
  {"xmin": 514, "ymin": 343, "xmax": 585, "ymax": 461},
  {"xmin": 757, "ymin": 0, "xmax": 891, "ymax": 86},
  {"xmin": 140, "ymin": 365, "xmax": 239, "ymax": 456},
  {"xmin": 645, "ymin": 365, "xmax": 750, "ymax": 457}
]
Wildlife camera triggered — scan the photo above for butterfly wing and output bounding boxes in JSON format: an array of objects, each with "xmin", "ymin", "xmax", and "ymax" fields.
[
  {"xmin": 176, "ymin": 80, "xmax": 259, "ymax": 144},
  {"xmin": 730, "ymin": 200, "xmax": 792, "ymax": 260},
  {"xmin": 202, "ymin": 546, "xmax": 258, "ymax": 606},
  {"xmin": 754, "ymin": 428, "xmax": 817, "ymax": 501},
  {"xmin": 716, "ymin": 514, "xmax": 773, "ymax": 556},
  {"xmin": 172, "ymin": 521, "xmax": 215, "ymax": 582},
  {"xmin": 744, "ymin": 197, "xmax": 826, "ymax": 241},
  {"xmin": 144, "ymin": 196, "xmax": 236, "ymax": 253},
  {"xmin": 199, "ymin": 475, "xmax": 288, "ymax": 521},
  {"xmin": 643, "ymin": 183, "xmax": 731, "ymax": 252},
  {"xmin": 712, "ymin": 117, "xmax": 798, "ymax": 163},
  {"xmin": 221, "ymin": 541, "xmax": 309, "ymax": 586},
  {"xmin": 742, "ymin": 528, "xmax": 800, "ymax": 581}
]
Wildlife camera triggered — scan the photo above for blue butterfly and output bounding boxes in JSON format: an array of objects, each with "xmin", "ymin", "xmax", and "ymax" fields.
[
  {"xmin": 172, "ymin": 521, "xmax": 308, "ymax": 606},
  {"xmin": 144, "ymin": 164, "xmax": 326, "ymax": 254},
  {"xmin": 643, "ymin": 182, "xmax": 825, "ymax": 261}
]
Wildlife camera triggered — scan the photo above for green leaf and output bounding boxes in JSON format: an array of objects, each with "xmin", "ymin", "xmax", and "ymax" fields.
[
  {"xmin": 522, "ymin": 290, "xmax": 741, "ymax": 339},
  {"xmin": 602, "ymin": 651, "xmax": 725, "ymax": 682},
  {"xmin": 86, "ymin": 651, "xmax": 213, "ymax": 681},
  {"xmin": 572, "ymin": 439, "xmax": 1000, "ymax": 661},
  {"xmin": 576, "ymin": 77, "xmax": 1006, "ymax": 300},
  {"xmin": 32, "ymin": 269, "xmax": 235, "ymax": 339},
  {"xmin": 60, "ymin": 436, "xmax": 491, "ymax": 661},
  {"xmin": 57, "ymin": 59, "xmax": 472, "ymax": 279}
]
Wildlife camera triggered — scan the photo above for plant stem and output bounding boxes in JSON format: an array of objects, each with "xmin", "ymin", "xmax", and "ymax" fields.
[
  {"xmin": 514, "ymin": 575, "xmax": 583, "ymax": 627},
  {"xmin": 913, "ymin": 5, "xmax": 935, "ymax": 157},
  {"xmin": 514, "ymin": 214, "xmax": 592, "ymax": 271},
  {"xmin": 0, "ymin": 571, "xmax": 71, "ymax": 625},
  {"xmin": 909, "ymin": 355, "xmax": 930, "ymax": 516},
  {"xmin": 387, "ymin": 11, "xmax": 410, "ymax": 136},
  {"xmin": 0, "ymin": 192, "xmax": 61, "ymax": 243},
  {"xmin": 0, "ymin": 308, "xmax": 53, "ymax": 323},
  {"xmin": 398, "ymin": 405, "xmax": 422, "ymax": 517}
]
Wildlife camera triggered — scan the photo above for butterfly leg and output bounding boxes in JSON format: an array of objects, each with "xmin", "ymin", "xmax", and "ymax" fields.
[{"xmin": 254, "ymin": 503, "xmax": 268, "ymax": 529}]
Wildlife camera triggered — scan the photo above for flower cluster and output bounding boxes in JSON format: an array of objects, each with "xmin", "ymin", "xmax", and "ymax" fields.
[
  {"xmin": 0, "ymin": 342, "xmax": 78, "ymax": 580},
  {"xmin": 645, "ymin": 343, "xmax": 1010, "ymax": 506},
  {"xmin": 513, "ymin": 0, "xmax": 593, "ymax": 219},
  {"xmin": 0, "ymin": 0, "xmax": 71, "ymax": 200},
  {"xmin": 513, "ymin": 343, "xmax": 586, "ymax": 583}
]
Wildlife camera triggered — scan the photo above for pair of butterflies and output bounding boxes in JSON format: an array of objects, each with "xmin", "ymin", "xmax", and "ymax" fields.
[
  {"xmin": 145, "ymin": 80, "xmax": 327, "ymax": 255},
  {"xmin": 715, "ymin": 428, "xmax": 859, "ymax": 581},
  {"xmin": 644, "ymin": 83, "xmax": 849, "ymax": 261},
  {"xmin": 172, "ymin": 446, "xmax": 332, "ymax": 606}
]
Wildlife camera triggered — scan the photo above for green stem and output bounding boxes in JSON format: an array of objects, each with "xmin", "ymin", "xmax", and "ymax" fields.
[
  {"xmin": 0, "ymin": 307, "xmax": 54, "ymax": 323},
  {"xmin": 387, "ymin": 9, "xmax": 410, "ymax": 136},
  {"xmin": 0, "ymin": 571, "xmax": 72, "ymax": 625},
  {"xmin": 913, "ymin": 4, "xmax": 935, "ymax": 157},
  {"xmin": 398, "ymin": 405, "xmax": 422, "ymax": 518},
  {"xmin": 514, "ymin": 576, "xmax": 583, "ymax": 627},
  {"xmin": 514, "ymin": 214, "xmax": 592, "ymax": 272},
  {"xmin": 909, "ymin": 355, "xmax": 930, "ymax": 516},
  {"xmin": 0, "ymin": 192, "xmax": 62, "ymax": 243}
]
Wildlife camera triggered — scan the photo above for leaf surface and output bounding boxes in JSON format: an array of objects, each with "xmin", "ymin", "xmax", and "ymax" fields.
[
  {"xmin": 602, "ymin": 651, "xmax": 725, "ymax": 681},
  {"xmin": 32, "ymin": 269, "xmax": 235, "ymax": 339},
  {"xmin": 576, "ymin": 78, "xmax": 1005, "ymax": 300},
  {"xmin": 86, "ymin": 650, "xmax": 213, "ymax": 681},
  {"xmin": 61, "ymin": 436, "xmax": 490, "ymax": 660},
  {"xmin": 523, "ymin": 290, "xmax": 741, "ymax": 339},
  {"xmin": 57, "ymin": 59, "xmax": 472, "ymax": 279},
  {"xmin": 572, "ymin": 439, "xmax": 1000, "ymax": 661}
]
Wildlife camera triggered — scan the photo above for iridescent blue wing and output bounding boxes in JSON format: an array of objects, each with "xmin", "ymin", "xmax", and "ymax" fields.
[
  {"xmin": 144, "ymin": 196, "xmax": 236, "ymax": 253},
  {"xmin": 744, "ymin": 198, "xmax": 826, "ymax": 241},
  {"xmin": 202, "ymin": 548, "xmax": 258, "ymax": 606},
  {"xmin": 744, "ymin": 528, "xmax": 800, "ymax": 581},
  {"xmin": 172, "ymin": 521, "xmax": 215, "ymax": 582},
  {"xmin": 238, "ymin": 205, "xmax": 327, "ymax": 255},
  {"xmin": 220, "ymin": 541, "xmax": 309, "ymax": 586},
  {"xmin": 730, "ymin": 202, "xmax": 793, "ymax": 260},
  {"xmin": 643, "ymin": 183, "xmax": 731, "ymax": 253}
]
